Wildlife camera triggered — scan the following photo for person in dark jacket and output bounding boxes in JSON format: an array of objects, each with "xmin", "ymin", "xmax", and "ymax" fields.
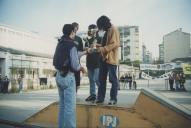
[
  {"xmin": 128, "ymin": 74, "xmax": 132, "ymax": 89},
  {"xmin": 0, "ymin": 74, "xmax": 2, "ymax": 93},
  {"xmin": 169, "ymin": 73, "xmax": 175, "ymax": 91},
  {"xmin": 84, "ymin": 24, "xmax": 101, "ymax": 102},
  {"xmin": 53, "ymin": 24, "xmax": 86, "ymax": 128},
  {"xmin": 72, "ymin": 22, "xmax": 84, "ymax": 93},
  {"xmin": 179, "ymin": 73, "xmax": 186, "ymax": 91},
  {"xmin": 2, "ymin": 76, "xmax": 9, "ymax": 93}
]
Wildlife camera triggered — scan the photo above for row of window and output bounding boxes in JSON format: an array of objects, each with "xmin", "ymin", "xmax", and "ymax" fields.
[{"xmin": 11, "ymin": 59, "xmax": 52, "ymax": 68}]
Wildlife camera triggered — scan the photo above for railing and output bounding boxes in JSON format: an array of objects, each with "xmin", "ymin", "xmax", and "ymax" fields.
[{"xmin": 80, "ymin": 76, "xmax": 168, "ymax": 90}]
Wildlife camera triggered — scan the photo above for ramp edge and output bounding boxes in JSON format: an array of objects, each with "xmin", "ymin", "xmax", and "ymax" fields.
[{"xmin": 140, "ymin": 88, "xmax": 191, "ymax": 120}]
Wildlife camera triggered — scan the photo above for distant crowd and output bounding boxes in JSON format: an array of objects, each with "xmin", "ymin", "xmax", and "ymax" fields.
[
  {"xmin": 120, "ymin": 73, "xmax": 137, "ymax": 89},
  {"xmin": 169, "ymin": 72, "xmax": 186, "ymax": 91}
]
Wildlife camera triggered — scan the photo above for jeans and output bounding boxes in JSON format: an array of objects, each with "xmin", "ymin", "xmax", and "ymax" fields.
[
  {"xmin": 56, "ymin": 71, "xmax": 76, "ymax": 128},
  {"xmin": 88, "ymin": 68, "xmax": 100, "ymax": 95},
  {"xmin": 19, "ymin": 82, "xmax": 23, "ymax": 91},
  {"xmin": 175, "ymin": 81, "xmax": 179, "ymax": 90},
  {"xmin": 97, "ymin": 61, "xmax": 119, "ymax": 101},
  {"xmin": 74, "ymin": 71, "xmax": 81, "ymax": 91}
]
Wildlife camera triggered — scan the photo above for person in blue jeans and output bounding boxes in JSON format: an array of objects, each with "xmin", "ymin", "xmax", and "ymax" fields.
[
  {"xmin": 95, "ymin": 16, "xmax": 120, "ymax": 105},
  {"xmin": 72, "ymin": 22, "xmax": 84, "ymax": 93},
  {"xmin": 53, "ymin": 24, "xmax": 86, "ymax": 128},
  {"xmin": 84, "ymin": 24, "xmax": 101, "ymax": 102}
]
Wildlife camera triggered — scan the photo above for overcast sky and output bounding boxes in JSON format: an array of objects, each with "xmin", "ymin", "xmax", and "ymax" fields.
[{"xmin": 0, "ymin": 0, "xmax": 191, "ymax": 57}]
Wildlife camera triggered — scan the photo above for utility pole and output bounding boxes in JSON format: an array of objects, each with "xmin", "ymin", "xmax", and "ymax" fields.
[{"xmin": 122, "ymin": 27, "xmax": 124, "ymax": 61}]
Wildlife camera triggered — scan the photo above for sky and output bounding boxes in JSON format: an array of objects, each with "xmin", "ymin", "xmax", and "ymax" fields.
[{"xmin": 0, "ymin": 0, "xmax": 191, "ymax": 57}]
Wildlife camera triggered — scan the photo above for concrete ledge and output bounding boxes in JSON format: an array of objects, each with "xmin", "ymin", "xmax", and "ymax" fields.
[{"xmin": 141, "ymin": 88, "xmax": 191, "ymax": 120}]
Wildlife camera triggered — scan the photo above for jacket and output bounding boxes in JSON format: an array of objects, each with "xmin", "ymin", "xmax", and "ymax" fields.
[
  {"xmin": 99, "ymin": 25, "xmax": 120, "ymax": 65},
  {"xmin": 85, "ymin": 36, "xmax": 101, "ymax": 69},
  {"xmin": 53, "ymin": 36, "xmax": 75, "ymax": 71}
]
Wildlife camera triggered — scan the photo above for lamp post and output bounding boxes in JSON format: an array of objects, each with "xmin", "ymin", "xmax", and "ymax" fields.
[
  {"xmin": 20, "ymin": 54, "xmax": 25, "ymax": 78},
  {"xmin": 122, "ymin": 27, "xmax": 124, "ymax": 61}
]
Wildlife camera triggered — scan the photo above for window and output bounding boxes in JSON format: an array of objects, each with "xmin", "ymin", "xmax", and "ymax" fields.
[
  {"xmin": 124, "ymin": 31, "xmax": 130, "ymax": 35},
  {"xmin": 135, "ymin": 28, "xmax": 139, "ymax": 32}
]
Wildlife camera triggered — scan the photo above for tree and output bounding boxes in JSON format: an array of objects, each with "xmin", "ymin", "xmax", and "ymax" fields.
[{"xmin": 132, "ymin": 60, "xmax": 141, "ymax": 67}]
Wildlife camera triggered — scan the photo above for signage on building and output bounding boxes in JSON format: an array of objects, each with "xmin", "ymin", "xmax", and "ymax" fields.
[
  {"xmin": 141, "ymin": 71, "xmax": 172, "ymax": 80},
  {"xmin": 182, "ymin": 64, "xmax": 191, "ymax": 74},
  {"xmin": 140, "ymin": 63, "xmax": 176, "ymax": 70}
]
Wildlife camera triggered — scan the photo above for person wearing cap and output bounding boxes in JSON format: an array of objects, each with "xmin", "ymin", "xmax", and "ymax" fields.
[
  {"xmin": 84, "ymin": 24, "xmax": 101, "ymax": 102},
  {"xmin": 53, "ymin": 24, "xmax": 86, "ymax": 128}
]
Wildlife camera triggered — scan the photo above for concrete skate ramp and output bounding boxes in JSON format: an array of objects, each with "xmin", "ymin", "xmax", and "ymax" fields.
[
  {"xmin": 24, "ymin": 89, "xmax": 191, "ymax": 128},
  {"xmin": 135, "ymin": 89, "xmax": 191, "ymax": 128}
]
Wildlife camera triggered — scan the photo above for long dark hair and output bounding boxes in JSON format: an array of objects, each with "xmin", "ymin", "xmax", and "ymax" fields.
[{"xmin": 96, "ymin": 15, "xmax": 111, "ymax": 31}]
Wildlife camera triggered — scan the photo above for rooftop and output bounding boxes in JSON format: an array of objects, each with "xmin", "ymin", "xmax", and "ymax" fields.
[{"xmin": 0, "ymin": 45, "xmax": 53, "ymax": 59}]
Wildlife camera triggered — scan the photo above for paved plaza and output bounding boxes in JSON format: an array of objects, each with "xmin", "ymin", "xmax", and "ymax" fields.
[{"xmin": 0, "ymin": 79, "xmax": 191, "ymax": 127}]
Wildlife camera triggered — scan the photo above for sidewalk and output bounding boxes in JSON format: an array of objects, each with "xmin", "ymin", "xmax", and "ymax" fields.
[{"xmin": 82, "ymin": 79, "xmax": 191, "ymax": 91}]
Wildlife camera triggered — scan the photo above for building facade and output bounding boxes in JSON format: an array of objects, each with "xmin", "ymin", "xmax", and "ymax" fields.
[
  {"xmin": 159, "ymin": 43, "xmax": 164, "ymax": 63},
  {"xmin": 142, "ymin": 44, "xmax": 147, "ymax": 63},
  {"xmin": 163, "ymin": 28, "xmax": 191, "ymax": 63},
  {"xmin": 0, "ymin": 47, "xmax": 56, "ymax": 90},
  {"xmin": 0, "ymin": 24, "xmax": 56, "ymax": 90},
  {"xmin": 145, "ymin": 51, "xmax": 153, "ymax": 64},
  {"xmin": 0, "ymin": 24, "xmax": 56, "ymax": 55},
  {"xmin": 118, "ymin": 26, "xmax": 140, "ymax": 61}
]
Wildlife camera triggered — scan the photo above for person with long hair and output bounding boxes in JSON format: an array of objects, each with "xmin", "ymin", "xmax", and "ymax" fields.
[{"xmin": 95, "ymin": 15, "xmax": 120, "ymax": 105}]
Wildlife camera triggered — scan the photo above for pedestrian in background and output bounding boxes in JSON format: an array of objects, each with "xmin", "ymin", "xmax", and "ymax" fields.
[
  {"xmin": 179, "ymin": 72, "xmax": 186, "ymax": 91},
  {"xmin": 128, "ymin": 74, "xmax": 132, "ymax": 89},
  {"xmin": 175, "ymin": 73, "xmax": 180, "ymax": 90},
  {"xmin": 0, "ymin": 74, "xmax": 2, "ymax": 93},
  {"xmin": 18, "ymin": 76, "xmax": 23, "ymax": 93},
  {"xmin": 169, "ymin": 73, "xmax": 175, "ymax": 91},
  {"xmin": 2, "ymin": 76, "xmax": 9, "ymax": 93}
]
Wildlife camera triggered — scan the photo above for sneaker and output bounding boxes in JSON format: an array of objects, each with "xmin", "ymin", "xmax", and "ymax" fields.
[
  {"xmin": 85, "ymin": 95, "xmax": 96, "ymax": 102},
  {"xmin": 108, "ymin": 100, "xmax": 117, "ymax": 105},
  {"xmin": 95, "ymin": 100, "xmax": 104, "ymax": 104}
]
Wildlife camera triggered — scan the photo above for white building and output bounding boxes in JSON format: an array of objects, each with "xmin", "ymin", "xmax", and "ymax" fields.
[
  {"xmin": 118, "ymin": 26, "xmax": 140, "ymax": 61},
  {"xmin": 163, "ymin": 28, "xmax": 191, "ymax": 63},
  {"xmin": 145, "ymin": 51, "xmax": 152, "ymax": 64},
  {"xmin": 0, "ymin": 24, "xmax": 56, "ymax": 55},
  {"xmin": 0, "ymin": 24, "xmax": 56, "ymax": 89}
]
